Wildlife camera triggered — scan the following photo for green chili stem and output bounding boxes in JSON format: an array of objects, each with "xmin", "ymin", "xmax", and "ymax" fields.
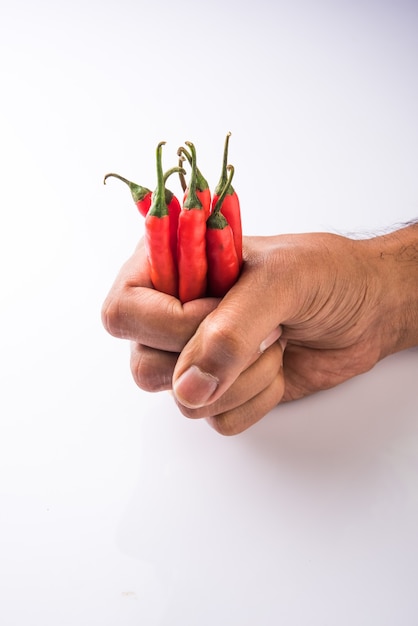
[
  {"xmin": 103, "ymin": 172, "xmax": 130, "ymax": 186},
  {"xmin": 103, "ymin": 172, "xmax": 151, "ymax": 203},
  {"xmin": 214, "ymin": 131, "xmax": 233, "ymax": 196},
  {"xmin": 183, "ymin": 141, "xmax": 202, "ymax": 210},
  {"xmin": 149, "ymin": 141, "xmax": 169, "ymax": 217},
  {"xmin": 178, "ymin": 155, "xmax": 187, "ymax": 192},
  {"xmin": 177, "ymin": 144, "xmax": 209, "ymax": 193},
  {"xmin": 163, "ymin": 166, "xmax": 186, "ymax": 184},
  {"xmin": 208, "ymin": 165, "xmax": 235, "ymax": 229},
  {"xmin": 163, "ymin": 165, "xmax": 186, "ymax": 204},
  {"xmin": 212, "ymin": 165, "xmax": 235, "ymax": 215}
]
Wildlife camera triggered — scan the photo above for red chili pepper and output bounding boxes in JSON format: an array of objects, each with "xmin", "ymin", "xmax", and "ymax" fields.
[
  {"xmin": 177, "ymin": 143, "xmax": 211, "ymax": 219},
  {"xmin": 161, "ymin": 166, "xmax": 185, "ymax": 271},
  {"xmin": 103, "ymin": 166, "xmax": 184, "ymax": 267},
  {"xmin": 177, "ymin": 141, "xmax": 208, "ymax": 303},
  {"xmin": 145, "ymin": 142, "xmax": 178, "ymax": 297},
  {"xmin": 211, "ymin": 132, "xmax": 243, "ymax": 268},
  {"xmin": 206, "ymin": 165, "xmax": 240, "ymax": 298},
  {"xmin": 103, "ymin": 173, "xmax": 152, "ymax": 217}
]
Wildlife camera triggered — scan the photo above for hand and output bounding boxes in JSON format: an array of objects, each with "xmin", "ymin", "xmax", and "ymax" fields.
[
  {"xmin": 101, "ymin": 238, "xmax": 285, "ymax": 433},
  {"xmin": 102, "ymin": 225, "xmax": 418, "ymax": 435}
]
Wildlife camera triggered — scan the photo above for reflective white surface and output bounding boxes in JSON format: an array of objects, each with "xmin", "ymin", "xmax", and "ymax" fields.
[{"xmin": 1, "ymin": 1, "xmax": 418, "ymax": 624}]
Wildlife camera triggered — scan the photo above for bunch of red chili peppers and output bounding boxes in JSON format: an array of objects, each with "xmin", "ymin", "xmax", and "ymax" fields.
[{"xmin": 104, "ymin": 133, "xmax": 243, "ymax": 303}]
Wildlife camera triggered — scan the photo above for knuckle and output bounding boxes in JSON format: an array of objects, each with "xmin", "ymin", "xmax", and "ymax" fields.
[
  {"xmin": 203, "ymin": 316, "xmax": 247, "ymax": 364},
  {"xmin": 130, "ymin": 346, "xmax": 172, "ymax": 392},
  {"xmin": 101, "ymin": 293, "xmax": 124, "ymax": 338}
]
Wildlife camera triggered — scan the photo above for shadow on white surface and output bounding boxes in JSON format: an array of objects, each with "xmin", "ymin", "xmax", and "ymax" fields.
[{"xmin": 114, "ymin": 348, "xmax": 418, "ymax": 625}]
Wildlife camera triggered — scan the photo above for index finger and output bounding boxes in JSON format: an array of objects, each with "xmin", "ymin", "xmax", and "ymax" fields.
[{"xmin": 101, "ymin": 238, "xmax": 220, "ymax": 352}]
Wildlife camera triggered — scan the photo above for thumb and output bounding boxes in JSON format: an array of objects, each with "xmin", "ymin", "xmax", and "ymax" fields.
[{"xmin": 172, "ymin": 266, "xmax": 283, "ymax": 409}]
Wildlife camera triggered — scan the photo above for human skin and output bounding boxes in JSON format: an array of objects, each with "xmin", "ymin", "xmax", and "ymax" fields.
[{"xmin": 102, "ymin": 224, "xmax": 418, "ymax": 435}]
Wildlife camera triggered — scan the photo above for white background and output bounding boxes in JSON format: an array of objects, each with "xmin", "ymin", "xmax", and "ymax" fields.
[{"xmin": 1, "ymin": 0, "xmax": 418, "ymax": 624}]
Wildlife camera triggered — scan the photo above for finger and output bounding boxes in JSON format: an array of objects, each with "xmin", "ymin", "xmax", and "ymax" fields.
[
  {"xmin": 206, "ymin": 369, "xmax": 285, "ymax": 436},
  {"xmin": 172, "ymin": 250, "xmax": 284, "ymax": 409},
  {"xmin": 175, "ymin": 340, "xmax": 284, "ymax": 420},
  {"xmin": 131, "ymin": 323, "xmax": 284, "ymax": 398},
  {"xmin": 102, "ymin": 238, "xmax": 219, "ymax": 351},
  {"xmin": 130, "ymin": 342, "xmax": 178, "ymax": 392}
]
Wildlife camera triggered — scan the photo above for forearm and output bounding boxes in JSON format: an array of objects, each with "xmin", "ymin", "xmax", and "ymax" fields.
[{"xmin": 367, "ymin": 222, "xmax": 418, "ymax": 356}]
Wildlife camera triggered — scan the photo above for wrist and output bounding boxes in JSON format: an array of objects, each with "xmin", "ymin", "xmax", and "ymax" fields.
[{"xmin": 367, "ymin": 223, "xmax": 418, "ymax": 356}]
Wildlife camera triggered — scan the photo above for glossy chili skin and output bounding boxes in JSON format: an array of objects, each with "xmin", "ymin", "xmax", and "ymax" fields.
[
  {"xmin": 211, "ymin": 132, "xmax": 243, "ymax": 268},
  {"xmin": 206, "ymin": 164, "xmax": 240, "ymax": 297},
  {"xmin": 165, "ymin": 189, "xmax": 181, "ymax": 268},
  {"xmin": 145, "ymin": 142, "xmax": 178, "ymax": 297},
  {"xmin": 103, "ymin": 173, "xmax": 152, "ymax": 217},
  {"xmin": 211, "ymin": 190, "xmax": 242, "ymax": 269},
  {"xmin": 145, "ymin": 214, "xmax": 178, "ymax": 296},
  {"xmin": 136, "ymin": 192, "xmax": 152, "ymax": 217},
  {"xmin": 206, "ymin": 212, "xmax": 239, "ymax": 297},
  {"xmin": 177, "ymin": 142, "xmax": 207, "ymax": 303},
  {"xmin": 185, "ymin": 187, "xmax": 211, "ymax": 220},
  {"xmin": 178, "ymin": 208, "xmax": 208, "ymax": 302}
]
